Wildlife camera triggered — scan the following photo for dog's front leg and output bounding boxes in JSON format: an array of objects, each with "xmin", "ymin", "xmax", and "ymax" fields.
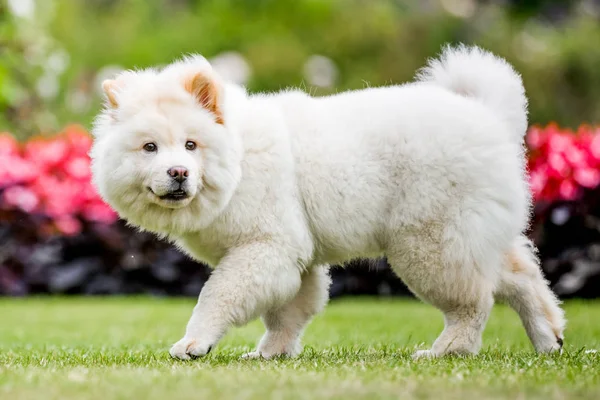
[{"xmin": 169, "ymin": 242, "xmax": 302, "ymax": 360}]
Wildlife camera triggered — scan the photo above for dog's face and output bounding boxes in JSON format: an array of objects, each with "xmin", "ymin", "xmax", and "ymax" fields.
[
  {"xmin": 90, "ymin": 57, "xmax": 242, "ymax": 233},
  {"xmin": 102, "ymin": 101, "xmax": 207, "ymax": 211}
]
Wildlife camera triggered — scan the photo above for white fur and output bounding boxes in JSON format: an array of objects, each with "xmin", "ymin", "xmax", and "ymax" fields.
[{"xmin": 91, "ymin": 45, "xmax": 565, "ymax": 360}]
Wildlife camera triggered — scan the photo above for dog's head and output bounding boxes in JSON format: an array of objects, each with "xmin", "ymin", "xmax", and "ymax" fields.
[{"xmin": 90, "ymin": 56, "xmax": 243, "ymax": 234}]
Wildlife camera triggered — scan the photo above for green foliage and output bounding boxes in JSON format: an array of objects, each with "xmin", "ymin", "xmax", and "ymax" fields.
[
  {"xmin": 0, "ymin": 298, "xmax": 599, "ymax": 399},
  {"xmin": 2, "ymin": 0, "xmax": 600, "ymax": 137},
  {"xmin": 0, "ymin": 1, "xmax": 65, "ymax": 138}
]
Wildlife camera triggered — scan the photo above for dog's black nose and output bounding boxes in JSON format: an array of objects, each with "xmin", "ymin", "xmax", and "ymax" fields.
[{"xmin": 167, "ymin": 166, "xmax": 188, "ymax": 183}]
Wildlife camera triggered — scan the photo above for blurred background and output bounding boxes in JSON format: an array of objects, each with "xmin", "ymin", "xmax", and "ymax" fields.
[{"xmin": 1, "ymin": 0, "xmax": 600, "ymax": 298}]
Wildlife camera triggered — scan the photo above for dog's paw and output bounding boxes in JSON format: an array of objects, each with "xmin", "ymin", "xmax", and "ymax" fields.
[
  {"xmin": 531, "ymin": 334, "xmax": 564, "ymax": 354},
  {"xmin": 241, "ymin": 351, "xmax": 264, "ymax": 360},
  {"xmin": 412, "ymin": 349, "xmax": 435, "ymax": 360},
  {"xmin": 240, "ymin": 350, "xmax": 285, "ymax": 360},
  {"xmin": 537, "ymin": 337, "xmax": 564, "ymax": 354},
  {"xmin": 241, "ymin": 349, "xmax": 296, "ymax": 360},
  {"xmin": 169, "ymin": 337, "xmax": 214, "ymax": 360}
]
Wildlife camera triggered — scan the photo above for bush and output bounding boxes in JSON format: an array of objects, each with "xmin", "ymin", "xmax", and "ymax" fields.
[
  {"xmin": 1, "ymin": 124, "xmax": 600, "ymax": 298},
  {"xmin": 0, "ymin": 126, "xmax": 116, "ymax": 235},
  {"xmin": 528, "ymin": 124, "xmax": 600, "ymax": 202},
  {"xmin": 0, "ymin": 127, "xmax": 207, "ymax": 295}
]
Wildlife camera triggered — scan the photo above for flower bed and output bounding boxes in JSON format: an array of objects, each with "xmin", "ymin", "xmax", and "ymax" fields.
[
  {"xmin": 0, "ymin": 126, "xmax": 117, "ymax": 236},
  {"xmin": 1, "ymin": 125, "xmax": 600, "ymax": 297},
  {"xmin": 528, "ymin": 124, "xmax": 600, "ymax": 203}
]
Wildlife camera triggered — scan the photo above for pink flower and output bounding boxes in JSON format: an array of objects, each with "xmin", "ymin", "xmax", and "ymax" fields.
[
  {"xmin": 54, "ymin": 215, "xmax": 83, "ymax": 236},
  {"xmin": 62, "ymin": 156, "xmax": 91, "ymax": 180},
  {"xmin": 64, "ymin": 126, "xmax": 93, "ymax": 156},
  {"xmin": 526, "ymin": 126, "xmax": 547, "ymax": 150},
  {"xmin": 558, "ymin": 179, "xmax": 579, "ymax": 201},
  {"xmin": 589, "ymin": 134, "xmax": 600, "ymax": 162},
  {"xmin": 529, "ymin": 168, "xmax": 547, "ymax": 199},
  {"xmin": 31, "ymin": 175, "xmax": 61, "ymax": 199},
  {"xmin": 1, "ymin": 155, "xmax": 41, "ymax": 185},
  {"xmin": 546, "ymin": 130, "xmax": 572, "ymax": 154},
  {"xmin": 43, "ymin": 179, "xmax": 86, "ymax": 217},
  {"xmin": 24, "ymin": 137, "xmax": 69, "ymax": 170},
  {"xmin": 527, "ymin": 124, "xmax": 600, "ymax": 202},
  {"xmin": 573, "ymin": 167, "xmax": 600, "ymax": 188},
  {"xmin": 1, "ymin": 128, "xmax": 119, "ymax": 231},
  {"xmin": 546, "ymin": 153, "xmax": 570, "ymax": 178},
  {"xmin": 79, "ymin": 181, "xmax": 101, "ymax": 202},
  {"xmin": 82, "ymin": 200, "xmax": 118, "ymax": 224},
  {"xmin": 563, "ymin": 146, "xmax": 588, "ymax": 168},
  {"xmin": 2, "ymin": 185, "xmax": 40, "ymax": 213}
]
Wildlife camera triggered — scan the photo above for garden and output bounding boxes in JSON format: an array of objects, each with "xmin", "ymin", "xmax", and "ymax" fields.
[{"xmin": 1, "ymin": 1, "xmax": 600, "ymax": 399}]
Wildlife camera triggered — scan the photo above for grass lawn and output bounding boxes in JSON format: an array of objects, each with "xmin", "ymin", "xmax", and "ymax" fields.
[{"xmin": 0, "ymin": 298, "xmax": 599, "ymax": 400}]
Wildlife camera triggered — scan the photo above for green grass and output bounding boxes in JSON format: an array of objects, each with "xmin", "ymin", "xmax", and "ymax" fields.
[{"xmin": 0, "ymin": 298, "xmax": 599, "ymax": 400}]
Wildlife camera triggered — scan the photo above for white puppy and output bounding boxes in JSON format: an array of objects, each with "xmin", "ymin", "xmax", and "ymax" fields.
[{"xmin": 91, "ymin": 45, "xmax": 565, "ymax": 360}]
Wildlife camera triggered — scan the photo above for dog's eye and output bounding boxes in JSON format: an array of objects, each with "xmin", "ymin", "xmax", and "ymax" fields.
[
  {"xmin": 185, "ymin": 141, "xmax": 197, "ymax": 151},
  {"xmin": 143, "ymin": 142, "xmax": 157, "ymax": 152}
]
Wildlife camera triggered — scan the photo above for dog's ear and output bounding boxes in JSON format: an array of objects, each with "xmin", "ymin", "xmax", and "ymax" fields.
[
  {"xmin": 102, "ymin": 79, "xmax": 121, "ymax": 108},
  {"xmin": 184, "ymin": 72, "xmax": 224, "ymax": 125}
]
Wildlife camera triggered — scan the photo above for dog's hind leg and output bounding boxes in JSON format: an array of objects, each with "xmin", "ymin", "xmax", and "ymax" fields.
[
  {"xmin": 495, "ymin": 236, "xmax": 565, "ymax": 352},
  {"xmin": 387, "ymin": 223, "xmax": 498, "ymax": 359},
  {"xmin": 411, "ymin": 293, "xmax": 494, "ymax": 358},
  {"xmin": 242, "ymin": 265, "xmax": 331, "ymax": 359}
]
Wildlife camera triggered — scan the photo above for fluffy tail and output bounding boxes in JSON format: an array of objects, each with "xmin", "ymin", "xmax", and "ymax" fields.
[{"xmin": 417, "ymin": 45, "xmax": 528, "ymax": 142}]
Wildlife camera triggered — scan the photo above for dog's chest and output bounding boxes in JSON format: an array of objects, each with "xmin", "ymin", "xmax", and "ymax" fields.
[{"xmin": 174, "ymin": 232, "xmax": 229, "ymax": 267}]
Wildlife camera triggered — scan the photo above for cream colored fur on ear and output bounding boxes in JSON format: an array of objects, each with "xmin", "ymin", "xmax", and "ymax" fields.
[
  {"xmin": 184, "ymin": 73, "xmax": 224, "ymax": 125},
  {"xmin": 102, "ymin": 79, "xmax": 120, "ymax": 108}
]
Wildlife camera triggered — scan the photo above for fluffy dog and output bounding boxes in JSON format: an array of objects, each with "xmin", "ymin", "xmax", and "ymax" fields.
[{"xmin": 91, "ymin": 45, "xmax": 565, "ymax": 360}]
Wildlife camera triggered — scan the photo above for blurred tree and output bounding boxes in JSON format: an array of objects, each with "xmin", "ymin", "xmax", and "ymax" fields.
[
  {"xmin": 0, "ymin": 1, "xmax": 64, "ymax": 137},
  {"xmin": 1, "ymin": 0, "xmax": 600, "ymax": 135},
  {"xmin": 502, "ymin": 0, "xmax": 573, "ymax": 17}
]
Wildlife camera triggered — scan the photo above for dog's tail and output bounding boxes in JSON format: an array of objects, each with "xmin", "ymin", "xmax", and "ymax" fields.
[{"xmin": 416, "ymin": 45, "xmax": 528, "ymax": 142}]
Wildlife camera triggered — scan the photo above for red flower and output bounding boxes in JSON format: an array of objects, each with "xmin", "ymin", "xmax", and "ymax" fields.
[
  {"xmin": 527, "ymin": 123, "xmax": 600, "ymax": 202},
  {"xmin": 24, "ymin": 137, "xmax": 69, "ymax": 170},
  {"xmin": 62, "ymin": 156, "xmax": 91, "ymax": 180},
  {"xmin": 43, "ymin": 179, "xmax": 86, "ymax": 217},
  {"xmin": 589, "ymin": 134, "xmax": 600, "ymax": 162},
  {"xmin": 0, "ymin": 155, "xmax": 40, "ymax": 187},
  {"xmin": 573, "ymin": 167, "xmax": 600, "ymax": 189},
  {"xmin": 546, "ymin": 153, "xmax": 570, "ymax": 178},
  {"xmin": 0, "ymin": 128, "xmax": 118, "ymax": 234},
  {"xmin": 54, "ymin": 215, "xmax": 83, "ymax": 236},
  {"xmin": 5, "ymin": 123, "xmax": 600, "ymax": 236},
  {"xmin": 64, "ymin": 125, "xmax": 93, "ymax": 156},
  {"xmin": 529, "ymin": 168, "xmax": 547, "ymax": 199},
  {"xmin": 558, "ymin": 179, "xmax": 579, "ymax": 201},
  {"xmin": 82, "ymin": 200, "xmax": 118, "ymax": 224}
]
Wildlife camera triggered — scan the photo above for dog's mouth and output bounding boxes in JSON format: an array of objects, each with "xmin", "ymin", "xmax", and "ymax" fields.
[
  {"xmin": 160, "ymin": 189, "xmax": 189, "ymax": 201},
  {"xmin": 148, "ymin": 187, "xmax": 190, "ymax": 202}
]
